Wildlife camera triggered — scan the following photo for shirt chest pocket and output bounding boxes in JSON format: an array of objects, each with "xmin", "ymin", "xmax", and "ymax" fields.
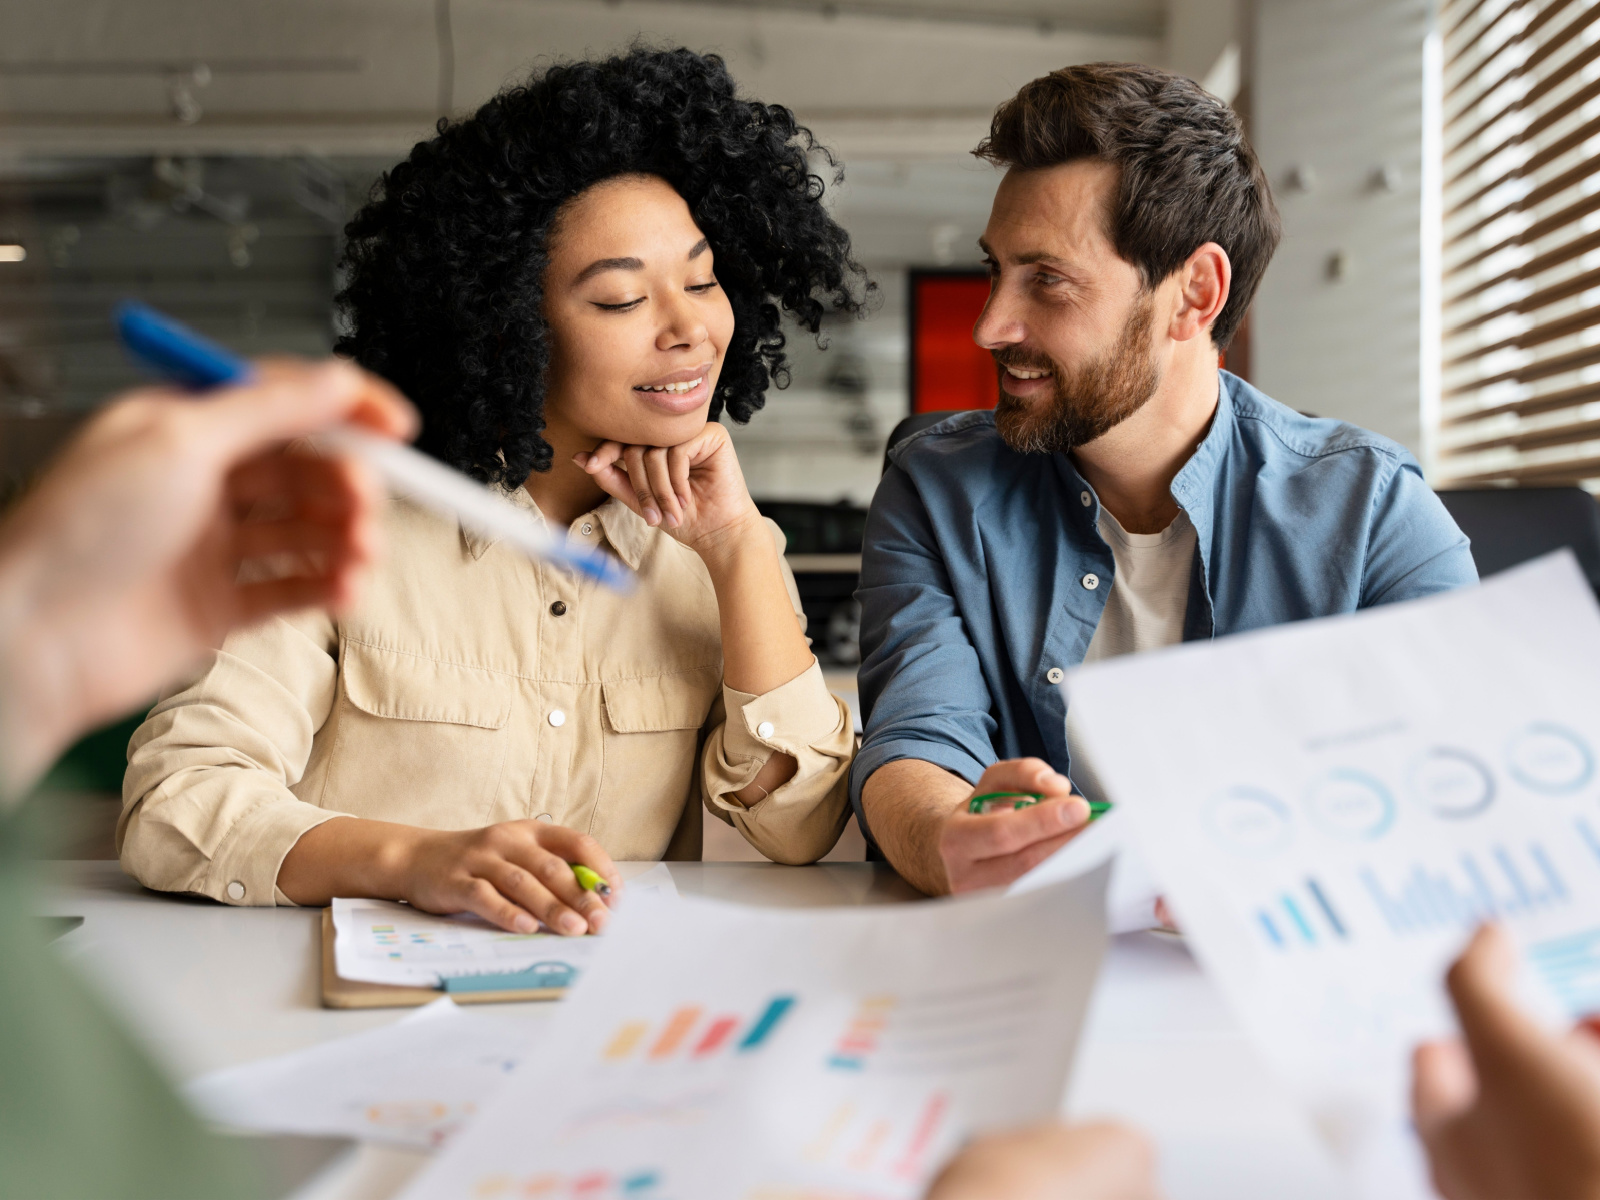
[
  {"xmin": 593, "ymin": 668, "xmax": 721, "ymax": 844},
  {"xmin": 323, "ymin": 641, "xmax": 515, "ymax": 827}
]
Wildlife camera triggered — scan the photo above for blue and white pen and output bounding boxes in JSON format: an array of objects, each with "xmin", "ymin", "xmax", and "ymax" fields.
[{"xmin": 114, "ymin": 301, "xmax": 633, "ymax": 590}]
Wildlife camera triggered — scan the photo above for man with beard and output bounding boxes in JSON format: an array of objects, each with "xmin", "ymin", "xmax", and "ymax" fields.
[{"xmin": 851, "ymin": 62, "xmax": 1477, "ymax": 897}]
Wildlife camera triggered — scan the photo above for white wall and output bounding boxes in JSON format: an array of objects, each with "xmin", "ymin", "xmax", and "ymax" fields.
[{"xmin": 1249, "ymin": 0, "xmax": 1431, "ymax": 456}]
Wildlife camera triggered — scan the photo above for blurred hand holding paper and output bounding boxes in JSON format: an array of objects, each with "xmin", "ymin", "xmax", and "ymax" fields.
[
  {"xmin": 397, "ymin": 868, "xmax": 1110, "ymax": 1200},
  {"xmin": 1064, "ymin": 552, "xmax": 1600, "ymax": 1196}
]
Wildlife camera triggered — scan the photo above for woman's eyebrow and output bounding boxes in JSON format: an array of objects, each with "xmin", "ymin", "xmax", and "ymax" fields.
[
  {"xmin": 573, "ymin": 239, "xmax": 708, "ymax": 284},
  {"xmin": 573, "ymin": 256, "xmax": 644, "ymax": 284}
]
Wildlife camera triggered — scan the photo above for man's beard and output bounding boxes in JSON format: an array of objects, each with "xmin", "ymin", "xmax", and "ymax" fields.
[{"xmin": 992, "ymin": 295, "xmax": 1161, "ymax": 456}]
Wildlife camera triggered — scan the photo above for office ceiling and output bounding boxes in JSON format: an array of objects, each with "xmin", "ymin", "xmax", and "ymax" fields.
[
  {"xmin": 617, "ymin": 0, "xmax": 1166, "ymax": 38},
  {"xmin": 0, "ymin": 0, "xmax": 1162, "ymax": 159}
]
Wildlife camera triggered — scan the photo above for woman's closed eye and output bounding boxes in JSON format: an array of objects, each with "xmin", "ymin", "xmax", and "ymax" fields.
[{"xmin": 592, "ymin": 297, "xmax": 645, "ymax": 312}]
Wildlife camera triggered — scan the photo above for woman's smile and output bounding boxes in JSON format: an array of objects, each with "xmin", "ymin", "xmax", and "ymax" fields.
[{"xmin": 633, "ymin": 361, "xmax": 715, "ymax": 414}]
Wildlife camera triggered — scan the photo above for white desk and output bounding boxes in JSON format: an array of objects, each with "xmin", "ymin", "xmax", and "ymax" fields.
[{"xmin": 35, "ymin": 860, "xmax": 1343, "ymax": 1200}]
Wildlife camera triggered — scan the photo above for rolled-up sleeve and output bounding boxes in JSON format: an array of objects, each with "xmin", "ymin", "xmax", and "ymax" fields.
[
  {"xmin": 850, "ymin": 464, "xmax": 998, "ymax": 841},
  {"xmin": 698, "ymin": 531, "xmax": 853, "ymax": 865},
  {"xmin": 118, "ymin": 610, "xmax": 342, "ymax": 906}
]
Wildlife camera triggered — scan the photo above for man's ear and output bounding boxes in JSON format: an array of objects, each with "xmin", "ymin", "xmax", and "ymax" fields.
[{"xmin": 1169, "ymin": 242, "xmax": 1232, "ymax": 344}]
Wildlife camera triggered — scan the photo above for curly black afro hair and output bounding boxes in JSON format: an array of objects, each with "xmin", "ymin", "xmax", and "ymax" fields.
[{"xmin": 335, "ymin": 46, "xmax": 872, "ymax": 486}]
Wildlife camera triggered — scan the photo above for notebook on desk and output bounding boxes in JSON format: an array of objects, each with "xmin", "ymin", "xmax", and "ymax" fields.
[{"xmin": 320, "ymin": 863, "xmax": 678, "ymax": 1009}]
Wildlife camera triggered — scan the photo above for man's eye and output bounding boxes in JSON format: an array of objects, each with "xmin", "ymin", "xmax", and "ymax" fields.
[{"xmin": 593, "ymin": 298, "xmax": 645, "ymax": 312}]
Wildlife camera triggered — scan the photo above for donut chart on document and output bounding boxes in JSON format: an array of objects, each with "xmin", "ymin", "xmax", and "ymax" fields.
[
  {"xmin": 1506, "ymin": 723, "xmax": 1595, "ymax": 795},
  {"xmin": 1409, "ymin": 748, "xmax": 1495, "ymax": 819},
  {"xmin": 1203, "ymin": 787, "xmax": 1293, "ymax": 856},
  {"xmin": 1304, "ymin": 769, "xmax": 1396, "ymax": 841}
]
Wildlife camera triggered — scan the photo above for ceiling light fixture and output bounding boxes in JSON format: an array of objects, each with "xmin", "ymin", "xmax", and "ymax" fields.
[{"xmin": 0, "ymin": 245, "xmax": 25, "ymax": 262}]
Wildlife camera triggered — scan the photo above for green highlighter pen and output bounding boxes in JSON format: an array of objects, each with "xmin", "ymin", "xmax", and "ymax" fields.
[
  {"xmin": 968, "ymin": 791, "xmax": 1112, "ymax": 821},
  {"xmin": 572, "ymin": 864, "xmax": 613, "ymax": 899}
]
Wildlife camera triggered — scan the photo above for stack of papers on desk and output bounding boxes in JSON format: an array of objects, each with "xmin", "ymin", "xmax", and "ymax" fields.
[
  {"xmin": 397, "ymin": 867, "xmax": 1111, "ymax": 1200},
  {"xmin": 1066, "ymin": 552, "xmax": 1600, "ymax": 1197}
]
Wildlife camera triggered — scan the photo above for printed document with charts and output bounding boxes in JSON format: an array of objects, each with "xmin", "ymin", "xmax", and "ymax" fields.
[
  {"xmin": 1066, "ymin": 551, "xmax": 1600, "ymax": 1197},
  {"xmin": 397, "ymin": 866, "xmax": 1110, "ymax": 1200}
]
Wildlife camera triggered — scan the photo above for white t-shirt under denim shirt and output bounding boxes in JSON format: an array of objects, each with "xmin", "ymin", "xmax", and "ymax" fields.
[
  {"xmin": 1067, "ymin": 506, "xmax": 1197, "ymax": 932},
  {"xmin": 1081, "ymin": 507, "xmax": 1197, "ymax": 663},
  {"xmin": 1068, "ymin": 506, "xmax": 1197, "ymax": 806}
]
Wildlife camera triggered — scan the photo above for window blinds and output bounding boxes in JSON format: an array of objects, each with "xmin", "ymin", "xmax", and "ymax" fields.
[{"xmin": 1440, "ymin": 0, "xmax": 1600, "ymax": 487}]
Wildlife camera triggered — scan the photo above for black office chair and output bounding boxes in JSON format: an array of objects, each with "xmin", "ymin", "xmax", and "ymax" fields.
[
  {"xmin": 881, "ymin": 410, "xmax": 971, "ymax": 475},
  {"xmin": 1436, "ymin": 486, "xmax": 1600, "ymax": 595}
]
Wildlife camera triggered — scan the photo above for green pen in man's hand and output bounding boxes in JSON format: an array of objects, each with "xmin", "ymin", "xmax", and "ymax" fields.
[
  {"xmin": 572, "ymin": 864, "xmax": 612, "ymax": 898},
  {"xmin": 968, "ymin": 791, "xmax": 1112, "ymax": 820}
]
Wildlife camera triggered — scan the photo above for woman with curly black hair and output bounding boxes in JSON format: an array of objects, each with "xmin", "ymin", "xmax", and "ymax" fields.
[{"xmin": 120, "ymin": 47, "xmax": 871, "ymax": 935}]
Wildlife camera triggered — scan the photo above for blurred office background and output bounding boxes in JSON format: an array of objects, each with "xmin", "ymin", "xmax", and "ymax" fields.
[{"xmin": 2, "ymin": 0, "xmax": 1591, "ymax": 857}]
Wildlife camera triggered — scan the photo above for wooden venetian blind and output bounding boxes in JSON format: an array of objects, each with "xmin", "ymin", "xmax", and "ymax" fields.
[{"xmin": 1439, "ymin": 0, "xmax": 1600, "ymax": 487}]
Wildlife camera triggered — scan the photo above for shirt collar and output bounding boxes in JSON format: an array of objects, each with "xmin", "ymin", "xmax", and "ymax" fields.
[
  {"xmin": 1167, "ymin": 368, "xmax": 1233, "ymax": 515},
  {"xmin": 459, "ymin": 485, "xmax": 652, "ymax": 571}
]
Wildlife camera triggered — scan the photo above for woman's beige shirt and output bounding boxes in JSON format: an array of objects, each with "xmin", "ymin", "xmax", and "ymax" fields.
[{"xmin": 119, "ymin": 490, "xmax": 854, "ymax": 905}]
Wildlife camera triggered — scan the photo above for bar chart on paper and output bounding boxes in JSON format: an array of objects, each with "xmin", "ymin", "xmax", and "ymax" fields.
[{"xmin": 602, "ymin": 996, "xmax": 797, "ymax": 1064}]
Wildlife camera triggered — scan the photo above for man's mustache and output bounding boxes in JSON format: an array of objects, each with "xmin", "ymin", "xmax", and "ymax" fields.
[{"xmin": 991, "ymin": 347, "xmax": 1058, "ymax": 374}]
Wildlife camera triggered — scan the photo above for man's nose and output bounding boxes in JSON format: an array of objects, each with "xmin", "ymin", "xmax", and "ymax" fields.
[{"xmin": 973, "ymin": 283, "xmax": 1025, "ymax": 350}]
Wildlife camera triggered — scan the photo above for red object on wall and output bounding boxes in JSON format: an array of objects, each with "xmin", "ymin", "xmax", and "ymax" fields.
[{"xmin": 909, "ymin": 270, "xmax": 998, "ymax": 414}]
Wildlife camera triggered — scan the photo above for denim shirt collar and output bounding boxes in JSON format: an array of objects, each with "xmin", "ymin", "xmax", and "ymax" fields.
[{"xmin": 1060, "ymin": 368, "xmax": 1231, "ymax": 641}]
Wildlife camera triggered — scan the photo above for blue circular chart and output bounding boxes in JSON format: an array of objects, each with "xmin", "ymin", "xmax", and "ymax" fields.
[
  {"xmin": 1507, "ymin": 723, "xmax": 1595, "ymax": 794},
  {"xmin": 1304, "ymin": 769, "xmax": 1396, "ymax": 840},
  {"xmin": 1202, "ymin": 787, "xmax": 1293, "ymax": 856},
  {"xmin": 1409, "ymin": 748, "xmax": 1495, "ymax": 819}
]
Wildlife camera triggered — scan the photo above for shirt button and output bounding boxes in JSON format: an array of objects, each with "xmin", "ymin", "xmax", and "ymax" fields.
[
  {"xmin": 226, "ymin": 881, "xmax": 246, "ymax": 901},
  {"xmin": 550, "ymin": 601, "xmax": 568, "ymax": 616},
  {"xmin": 757, "ymin": 721, "xmax": 776, "ymax": 739},
  {"xmin": 1047, "ymin": 667, "xmax": 1065, "ymax": 684},
  {"xmin": 548, "ymin": 709, "xmax": 566, "ymax": 727},
  {"xmin": 580, "ymin": 523, "xmax": 593, "ymax": 536},
  {"xmin": 1079, "ymin": 491, "xmax": 1091, "ymax": 507},
  {"xmin": 535, "ymin": 813, "xmax": 554, "ymax": 823},
  {"xmin": 1082, "ymin": 573, "xmax": 1100, "ymax": 590}
]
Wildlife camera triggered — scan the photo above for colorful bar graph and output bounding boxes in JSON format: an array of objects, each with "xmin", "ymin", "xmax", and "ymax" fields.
[
  {"xmin": 648, "ymin": 1007, "xmax": 702, "ymax": 1060},
  {"xmin": 692, "ymin": 1015, "xmax": 740, "ymax": 1058},
  {"xmin": 738, "ymin": 996, "xmax": 796, "ymax": 1052},
  {"xmin": 604, "ymin": 1021, "xmax": 649, "ymax": 1061}
]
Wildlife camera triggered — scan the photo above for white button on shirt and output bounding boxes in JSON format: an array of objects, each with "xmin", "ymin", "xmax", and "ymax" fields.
[
  {"xmin": 580, "ymin": 523, "xmax": 593, "ymax": 536},
  {"xmin": 1080, "ymin": 491, "xmax": 1092, "ymax": 507},
  {"xmin": 1081, "ymin": 573, "xmax": 1100, "ymax": 590},
  {"xmin": 226, "ymin": 881, "xmax": 246, "ymax": 901},
  {"xmin": 756, "ymin": 721, "xmax": 776, "ymax": 740},
  {"xmin": 1046, "ymin": 667, "xmax": 1065, "ymax": 684},
  {"xmin": 548, "ymin": 709, "xmax": 566, "ymax": 727}
]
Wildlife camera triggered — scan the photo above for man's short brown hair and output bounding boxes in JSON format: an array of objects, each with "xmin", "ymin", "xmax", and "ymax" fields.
[{"xmin": 976, "ymin": 62, "xmax": 1280, "ymax": 350}]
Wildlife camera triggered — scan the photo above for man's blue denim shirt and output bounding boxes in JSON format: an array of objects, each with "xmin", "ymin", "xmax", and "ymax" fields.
[{"xmin": 849, "ymin": 371, "xmax": 1478, "ymax": 839}]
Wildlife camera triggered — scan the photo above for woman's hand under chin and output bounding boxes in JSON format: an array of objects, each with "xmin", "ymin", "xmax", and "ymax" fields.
[{"xmin": 574, "ymin": 422, "xmax": 764, "ymax": 560}]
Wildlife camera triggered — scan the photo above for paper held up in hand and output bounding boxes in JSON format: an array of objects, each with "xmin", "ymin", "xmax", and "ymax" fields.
[
  {"xmin": 332, "ymin": 862, "xmax": 677, "ymax": 988},
  {"xmin": 397, "ymin": 866, "xmax": 1112, "ymax": 1200},
  {"xmin": 1065, "ymin": 551, "xmax": 1600, "ymax": 1197}
]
